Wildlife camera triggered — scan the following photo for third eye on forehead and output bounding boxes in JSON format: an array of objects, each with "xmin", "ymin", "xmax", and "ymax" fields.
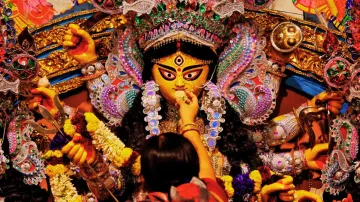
[
  {"xmin": 156, "ymin": 63, "xmax": 206, "ymax": 72},
  {"xmin": 174, "ymin": 55, "xmax": 184, "ymax": 66}
]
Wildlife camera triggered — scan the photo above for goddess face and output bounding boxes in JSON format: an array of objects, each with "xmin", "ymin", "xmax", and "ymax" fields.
[{"xmin": 152, "ymin": 51, "xmax": 210, "ymax": 104}]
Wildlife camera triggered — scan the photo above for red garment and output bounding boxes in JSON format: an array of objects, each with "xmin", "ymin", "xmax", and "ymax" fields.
[
  {"xmin": 202, "ymin": 178, "xmax": 228, "ymax": 202},
  {"xmin": 146, "ymin": 178, "xmax": 228, "ymax": 202}
]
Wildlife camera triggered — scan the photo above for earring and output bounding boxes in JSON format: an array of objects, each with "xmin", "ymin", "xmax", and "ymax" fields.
[
  {"xmin": 201, "ymin": 82, "xmax": 226, "ymax": 151},
  {"xmin": 141, "ymin": 80, "xmax": 162, "ymax": 139}
]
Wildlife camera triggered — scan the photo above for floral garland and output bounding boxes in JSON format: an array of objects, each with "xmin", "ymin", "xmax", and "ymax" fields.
[
  {"xmin": 45, "ymin": 164, "xmax": 69, "ymax": 178},
  {"xmin": 64, "ymin": 112, "xmax": 135, "ymax": 168},
  {"xmin": 84, "ymin": 112, "xmax": 134, "ymax": 167},
  {"xmin": 249, "ymin": 170, "xmax": 262, "ymax": 193},
  {"xmin": 45, "ymin": 164, "xmax": 82, "ymax": 202},
  {"xmin": 63, "ymin": 119, "xmax": 76, "ymax": 137},
  {"xmin": 50, "ymin": 174, "xmax": 82, "ymax": 202},
  {"xmin": 42, "ymin": 150, "xmax": 63, "ymax": 159},
  {"xmin": 132, "ymin": 156, "xmax": 141, "ymax": 176},
  {"xmin": 221, "ymin": 175, "xmax": 235, "ymax": 197}
]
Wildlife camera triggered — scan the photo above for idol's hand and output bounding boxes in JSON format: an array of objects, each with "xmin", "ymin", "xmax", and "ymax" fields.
[
  {"xmin": 260, "ymin": 175, "xmax": 295, "ymax": 202},
  {"xmin": 309, "ymin": 91, "xmax": 344, "ymax": 114},
  {"xmin": 294, "ymin": 190, "xmax": 322, "ymax": 202},
  {"xmin": 333, "ymin": 194, "xmax": 353, "ymax": 202},
  {"xmin": 29, "ymin": 87, "xmax": 58, "ymax": 116},
  {"xmin": 62, "ymin": 24, "xmax": 98, "ymax": 64},
  {"xmin": 61, "ymin": 133, "xmax": 97, "ymax": 166},
  {"xmin": 305, "ymin": 143, "xmax": 328, "ymax": 170},
  {"xmin": 175, "ymin": 90, "xmax": 199, "ymax": 125}
]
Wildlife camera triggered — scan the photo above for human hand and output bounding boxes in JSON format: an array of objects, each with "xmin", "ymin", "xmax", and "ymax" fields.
[
  {"xmin": 294, "ymin": 190, "xmax": 322, "ymax": 202},
  {"xmin": 61, "ymin": 133, "xmax": 96, "ymax": 166},
  {"xmin": 309, "ymin": 91, "xmax": 344, "ymax": 114},
  {"xmin": 62, "ymin": 24, "xmax": 98, "ymax": 64},
  {"xmin": 175, "ymin": 90, "xmax": 199, "ymax": 125},
  {"xmin": 29, "ymin": 87, "xmax": 58, "ymax": 116},
  {"xmin": 260, "ymin": 175, "xmax": 295, "ymax": 202},
  {"xmin": 305, "ymin": 143, "xmax": 328, "ymax": 170}
]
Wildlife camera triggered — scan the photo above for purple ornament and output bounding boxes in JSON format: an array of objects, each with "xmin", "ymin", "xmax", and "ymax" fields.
[
  {"xmin": 232, "ymin": 173, "xmax": 255, "ymax": 197},
  {"xmin": 50, "ymin": 132, "xmax": 71, "ymax": 150}
]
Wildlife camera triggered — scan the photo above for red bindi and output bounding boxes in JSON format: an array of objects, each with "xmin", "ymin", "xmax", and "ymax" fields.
[{"xmin": 177, "ymin": 68, "xmax": 181, "ymax": 72}]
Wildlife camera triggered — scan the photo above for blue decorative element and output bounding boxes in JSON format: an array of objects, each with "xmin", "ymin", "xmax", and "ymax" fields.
[
  {"xmin": 247, "ymin": 68, "xmax": 254, "ymax": 73},
  {"xmin": 151, "ymin": 128, "xmax": 159, "ymax": 135},
  {"xmin": 283, "ymin": 71, "xmax": 326, "ymax": 97},
  {"xmin": 284, "ymin": 72, "xmax": 349, "ymax": 114},
  {"xmin": 142, "ymin": 81, "xmax": 162, "ymax": 139},
  {"xmin": 132, "ymin": 84, "xmax": 141, "ymax": 90},
  {"xmin": 213, "ymin": 112, "xmax": 220, "ymax": 119},
  {"xmin": 207, "ymin": 139, "xmax": 215, "ymax": 147},
  {"xmin": 201, "ymin": 82, "xmax": 226, "ymax": 151},
  {"xmin": 49, "ymin": 69, "xmax": 82, "ymax": 85},
  {"xmin": 211, "ymin": 121, "xmax": 219, "ymax": 128},
  {"xmin": 340, "ymin": 102, "xmax": 349, "ymax": 114},
  {"xmin": 150, "ymin": 119, "xmax": 157, "ymax": 126},
  {"xmin": 101, "ymin": 74, "xmax": 110, "ymax": 83},
  {"xmin": 210, "ymin": 130, "xmax": 217, "ymax": 137},
  {"xmin": 230, "ymin": 81, "xmax": 240, "ymax": 88}
]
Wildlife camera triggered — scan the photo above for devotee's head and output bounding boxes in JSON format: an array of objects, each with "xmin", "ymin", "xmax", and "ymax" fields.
[{"xmin": 141, "ymin": 132, "xmax": 200, "ymax": 193}]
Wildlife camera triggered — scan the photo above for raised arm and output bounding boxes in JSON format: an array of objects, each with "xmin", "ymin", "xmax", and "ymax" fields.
[
  {"xmin": 262, "ymin": 91, "xmax": 344, "ymax": 148},
  {"xmin": 176, "ymin": 90, "xmax": 216, "ymax": 180}
]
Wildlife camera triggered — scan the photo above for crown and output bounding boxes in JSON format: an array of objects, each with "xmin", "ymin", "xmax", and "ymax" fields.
[{"xmin": 92, "ymin": 0, "xmax": 245, "ymax": 52}]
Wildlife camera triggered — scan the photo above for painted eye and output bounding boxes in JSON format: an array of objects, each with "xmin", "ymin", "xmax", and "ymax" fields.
[
  {"xmin": 183, "ymin": 69, "xmax": 203, "ymax": 81},
  {"xmin": 159, "ymin": 69, "xmax": 176, "ymax": 80}
]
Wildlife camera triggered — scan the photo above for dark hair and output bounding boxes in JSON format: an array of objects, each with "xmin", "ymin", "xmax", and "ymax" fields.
[{"xmin": 140, "ymin": 132, "xmax": 200, "ymax": 193}]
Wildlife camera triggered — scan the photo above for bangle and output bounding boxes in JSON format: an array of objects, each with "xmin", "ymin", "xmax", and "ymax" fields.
[
  {"xmin": 293, "ymin": 107, "xmax": 305, "ymax": 132},
  {"xmin": 80, "ymin": 154, "xmax": 108, "ymax": 180},
  {"xmin": 180, "ymin": 123, "xmax": 200, "ymax": 135},
  {"xmin": 81, "ymin": 61, "xmax": 105, "ymax": 80},
  {"xmin": 291, "ymin": 149, "xmax": 296, "ymax": 176}
]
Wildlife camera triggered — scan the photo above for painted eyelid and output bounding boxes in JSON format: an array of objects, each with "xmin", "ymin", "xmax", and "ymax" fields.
[
  {"xmin": 156, "ymin": 63, "xmax": 176, "ymax": 72},
  {"xmin": 159, "ymin": 68, "xmax": 176, "ymax": 79},
  {"xmin": 183, "ymin": 69, "xmax": 203, "ymax": 80}
]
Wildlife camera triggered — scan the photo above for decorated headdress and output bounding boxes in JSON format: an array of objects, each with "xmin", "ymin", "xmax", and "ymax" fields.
[
  {"xmin": 91, "ymin": 0, "xmax": 260, "ymax": 83},
  {"xmin": 97, "ymin": 0, "xmax": 244, "ymax": 52}
]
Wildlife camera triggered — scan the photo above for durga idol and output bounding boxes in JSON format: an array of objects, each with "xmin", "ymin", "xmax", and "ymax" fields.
[{"xmin": 28, "ymin": 0, "xmax": 345, "ymax": 201}]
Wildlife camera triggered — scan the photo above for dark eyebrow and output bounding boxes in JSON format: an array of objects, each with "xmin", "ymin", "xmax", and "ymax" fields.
[
  {"xmin": 156, "ymin": 63, "xmax": 176, "ymax": 72},
  {"xmin": 183, "ymin": 64, "xmax": 206, "ymax": 72}
]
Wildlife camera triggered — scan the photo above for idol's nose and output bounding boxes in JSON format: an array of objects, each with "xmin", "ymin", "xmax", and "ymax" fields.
[{"xmin": 175, "ymin": 75, "xmax": 185, "ymax": 88}]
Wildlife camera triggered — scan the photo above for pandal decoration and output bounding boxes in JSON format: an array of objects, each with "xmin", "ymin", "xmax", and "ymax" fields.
[
  {"xmin": 6, "ymin": 116, "xmax": 46, "ymax": 185},
  {"xmin": 321, "ymin": 116, "xmax": 359, "ymax": 195}
]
